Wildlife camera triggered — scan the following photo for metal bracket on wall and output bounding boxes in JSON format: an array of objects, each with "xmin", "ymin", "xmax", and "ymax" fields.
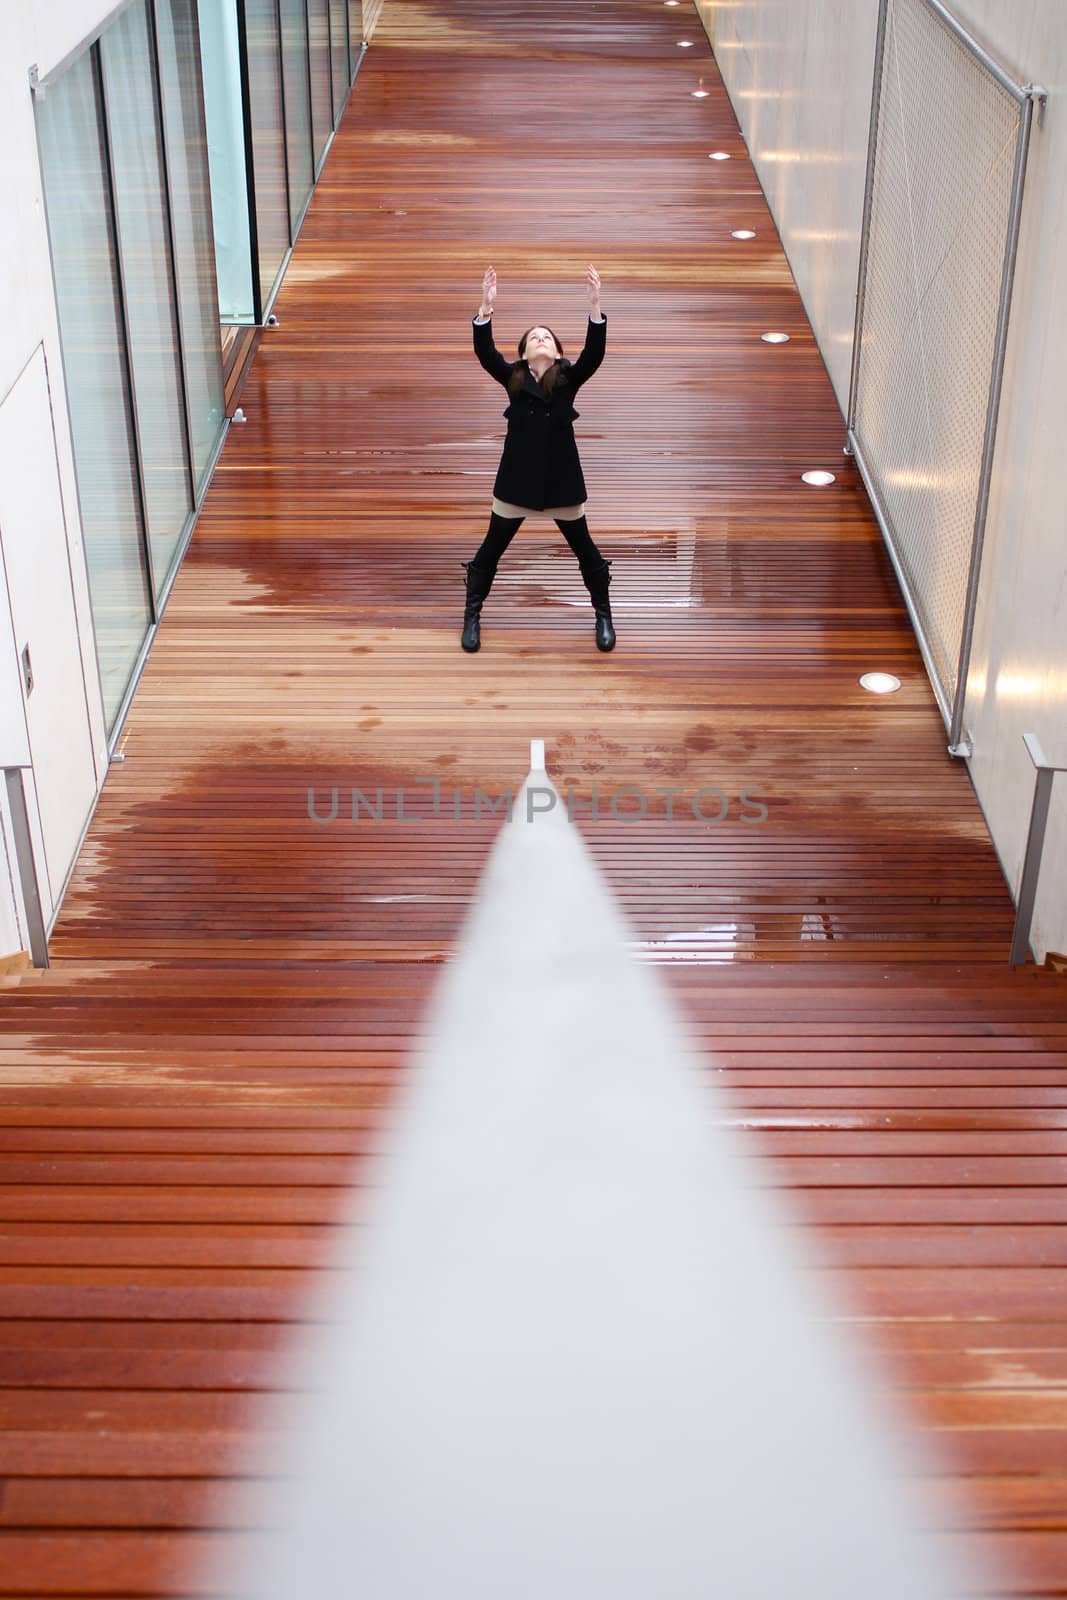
[
  {"xmin": 1010, "ymin": 733, "xmax": 1067, "ymax": 966},
  {"xmin": 2, "ymin": 767, "xmax": 49, "ymax": 968},
  {"xmin": 1027, "ymin": 84, "xmax": 1049, "ymax": 126}
]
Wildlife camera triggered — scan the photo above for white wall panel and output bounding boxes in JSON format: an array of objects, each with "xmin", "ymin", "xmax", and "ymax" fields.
[
  {"xmin": 0, "ymin": 0, "xmax": 114, "ymax": 954},
  {"xmin": 697, "ymin": 0, "xmax": 880, "ymax": 409},
  {"xmin": 0, "ymin": 347, "xmax": 99, "ymax": 905},
  {"xmin": 952, "ymin": 3, "xmax": 1067, "ymax": 966}
]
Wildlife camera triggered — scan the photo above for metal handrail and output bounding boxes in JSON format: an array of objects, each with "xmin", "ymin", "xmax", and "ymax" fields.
[
  {"xmin": 2, "ymin": 766, "xmax": 49, "ymax": 968},
  {"xmin": 1010, "ymin": 734, "xmax": 1067, "ymax": 967}
]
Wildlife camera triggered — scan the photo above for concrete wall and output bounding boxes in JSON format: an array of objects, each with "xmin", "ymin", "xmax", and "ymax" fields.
[{"xmin": 698, "ymin": 0, "xmax": 1067, "ymax": 961}]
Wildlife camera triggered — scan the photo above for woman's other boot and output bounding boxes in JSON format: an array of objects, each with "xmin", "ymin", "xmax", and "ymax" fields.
[
  {"xmin": 459, "ymin": 514, "xmax": 522, "ymax": 652},
  {"xmin": 581, "ymin": 557, "xmax": 616, "ymax": 652},
  {"xmin": 460, "ymin": 560, "xmax": 494, "ymax": 652},
  {"xmin": 557, "ymin": 517, "xmax": 616, "ymax": 652}
]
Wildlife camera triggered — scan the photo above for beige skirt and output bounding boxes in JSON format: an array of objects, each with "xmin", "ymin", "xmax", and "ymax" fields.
[{"xmin": 492, "ymin": 496, "xmax": 586, "ymax": 522}]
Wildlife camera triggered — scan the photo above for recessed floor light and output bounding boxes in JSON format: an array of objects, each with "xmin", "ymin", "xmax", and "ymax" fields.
[
  {"xmin": 709, "ymin": 151, "xmax": 731, "ymax": 161},
  {"xmin": 802, "ymin": 470, "xmax": 836, "ymax": 486},
  {"xmin": 678, "ymin": 40, "xmax": 694, "ymax": 47},
  {"xmin": 761, "ymin": 332, "xmax": 790, "ymax": 343},
  {"xmin": 731, "ymin": 229, "xmax": 756, "ymax": 239},
  {"xmin": 859, "ymin": 672, "xmax": 902, "ymax": 694},
  {"xmin": 692, "ymin": 88, "xmax": 709, "ymax": 97}
]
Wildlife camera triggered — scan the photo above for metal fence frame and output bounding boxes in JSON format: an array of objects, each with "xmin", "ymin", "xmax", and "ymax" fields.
[{"xmin": 845, "ymin": 0, "xmax": 1045, "ymax": 757}]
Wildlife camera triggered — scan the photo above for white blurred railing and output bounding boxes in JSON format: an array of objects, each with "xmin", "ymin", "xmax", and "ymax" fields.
[{"xmin": 198, "ymin": 740, "xmax": 987, "ymax": 1600}]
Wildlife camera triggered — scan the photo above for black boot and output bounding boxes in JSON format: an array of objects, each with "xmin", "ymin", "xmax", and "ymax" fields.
[
  {"xmin": 581, "ymin": 558, "xmax": 616, "ymax": 652},
  {"xmin": 460, "ymin": 560, "xmax": 495, "ymax": 652}
]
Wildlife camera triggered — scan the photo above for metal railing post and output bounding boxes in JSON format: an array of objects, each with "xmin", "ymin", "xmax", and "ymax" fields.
[
  {"xmin": 3, "ymin": 767, "xmax": 50, "ymax": 968},
  {"xmin": 1010, "ymin": 733, "xmax": 1066, "ymax": 967}
]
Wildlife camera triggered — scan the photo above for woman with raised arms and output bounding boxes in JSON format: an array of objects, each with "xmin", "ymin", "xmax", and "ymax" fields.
[{"xmin": 461, "ymin": 262, "xmax": 614, "ymax": 654}]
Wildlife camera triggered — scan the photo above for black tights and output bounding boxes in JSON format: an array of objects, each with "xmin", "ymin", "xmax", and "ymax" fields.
[{"xmin": 470, "ymin": 512, "xmax": 606, "ymax": 576}]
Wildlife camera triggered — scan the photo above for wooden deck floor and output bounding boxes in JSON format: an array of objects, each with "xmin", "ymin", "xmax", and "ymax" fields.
[{"xmin": 2, "ymin": 1, "xmax": 1065, "ymax": 1593}]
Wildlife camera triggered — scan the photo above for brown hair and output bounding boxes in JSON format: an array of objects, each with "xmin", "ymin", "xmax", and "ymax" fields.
[{"xmin": 507, "ymin": 325, "xmax": 566, "ymax": 398}]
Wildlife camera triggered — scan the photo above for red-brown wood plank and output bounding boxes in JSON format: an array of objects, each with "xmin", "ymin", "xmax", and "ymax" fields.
[{"xmin": 0, "ymin": 2, "xmax": 1065, "ymax": 1596}]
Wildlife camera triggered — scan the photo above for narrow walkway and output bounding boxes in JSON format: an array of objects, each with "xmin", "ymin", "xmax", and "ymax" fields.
[{"xmin": 1, "ymin": 3, "xmax": 1064, "ymax": 1595}]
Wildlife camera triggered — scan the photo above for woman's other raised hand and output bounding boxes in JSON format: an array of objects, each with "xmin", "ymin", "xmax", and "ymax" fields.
[
  {"xmin": 585, "ymin": 262, "xmax": 602, "ymax": 315},
  {"xmin": 480, "ymin": 265, "xmax": 497, "ymax": 316}
]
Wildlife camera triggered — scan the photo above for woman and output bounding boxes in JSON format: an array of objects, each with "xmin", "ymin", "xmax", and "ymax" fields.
[{"xmin": 461, "ymin": 262, "xmax": 615, "ymax": 653}]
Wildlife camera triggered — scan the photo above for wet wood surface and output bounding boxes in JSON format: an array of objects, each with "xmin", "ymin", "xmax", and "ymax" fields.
[{"xmin": 1, "ymin": 1, "xmax": 1065, "ymax": 1594}]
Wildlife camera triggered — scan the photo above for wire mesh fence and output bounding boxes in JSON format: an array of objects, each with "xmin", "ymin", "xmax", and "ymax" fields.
[{"xmin": 851, "ymin": 0, "xmax": 1028, "ymax": 726}]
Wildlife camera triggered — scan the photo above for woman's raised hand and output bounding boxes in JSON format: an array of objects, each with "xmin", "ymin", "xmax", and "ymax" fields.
[
  {"xmin": 585, "ymin": 262, "xmax": 602, "ymax": 312},
  {"xmin": 480, "ymin": 265, "xmax": 497, "ymax": 313}
]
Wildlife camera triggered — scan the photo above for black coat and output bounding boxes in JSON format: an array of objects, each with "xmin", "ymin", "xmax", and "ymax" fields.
[{"xmin": 472, "ymin": 314, "xmax": 607, "ymax": 510}]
